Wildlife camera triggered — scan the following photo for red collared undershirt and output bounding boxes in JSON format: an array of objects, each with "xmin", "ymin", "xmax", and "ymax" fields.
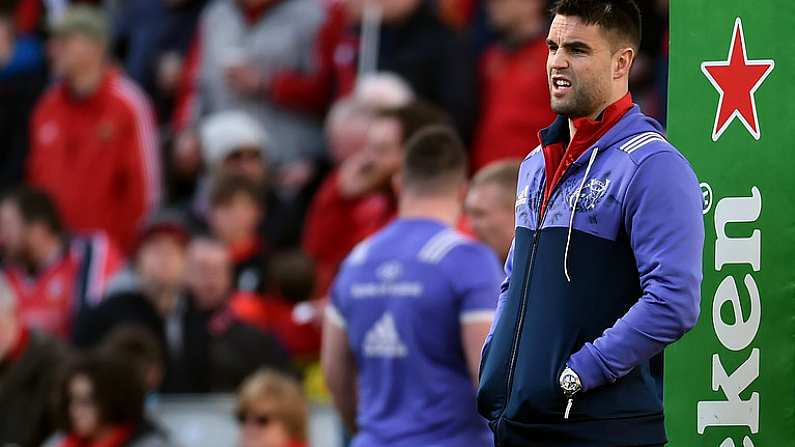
[{"xmin": 539, "ymin": 93, "xmax": 634, "ymax": 215}]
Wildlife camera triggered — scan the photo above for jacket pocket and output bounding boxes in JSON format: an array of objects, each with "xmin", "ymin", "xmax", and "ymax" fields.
[{"xmin": 504, "ymin": 326, "xmax": 582, "ymax": 423}]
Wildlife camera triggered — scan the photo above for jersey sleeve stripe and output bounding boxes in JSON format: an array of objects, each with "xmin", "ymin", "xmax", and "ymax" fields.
[
  {"xmin": 418, "ymin": 230, "xmax": 465, "ymax": 264},
  {"xmin": 111, "ymin": 80, "xmax": 162, "ymax": 211},
  {"xmin": 460, "ymin": 309, "xmax": 496, "ymax": 324}
]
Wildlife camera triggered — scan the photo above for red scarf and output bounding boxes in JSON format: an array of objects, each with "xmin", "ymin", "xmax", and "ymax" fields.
[{"xmin": 59, "ymin": 425, "xmax": 135, "ymax": 447}]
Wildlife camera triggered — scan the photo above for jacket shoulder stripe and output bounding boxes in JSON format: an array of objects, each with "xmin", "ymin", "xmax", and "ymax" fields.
[
  {"xmin": 626, "ymin": 137, "xmax": 667, "ymax": 154},
  {"xmin": 619, "ymin": 132, "xmax": 660, "ymax": 151},
  {"xmin": 621, "ymin": 133, "xmax": 666, "ymax": 153}
]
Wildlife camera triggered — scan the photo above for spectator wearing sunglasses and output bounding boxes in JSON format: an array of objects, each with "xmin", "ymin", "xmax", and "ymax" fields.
[{"xmin": 236, "ymin": 369, "xmax": 307, "ymax": 447}]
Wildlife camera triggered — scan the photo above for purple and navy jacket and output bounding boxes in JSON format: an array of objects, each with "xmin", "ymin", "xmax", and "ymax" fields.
[{"xmin": 477, "ymin": 104, "xmax": 704, "ymax": 446}]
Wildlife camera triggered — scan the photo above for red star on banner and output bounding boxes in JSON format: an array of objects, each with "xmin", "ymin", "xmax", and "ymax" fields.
[{"xmin": 701, "ymin": 17, "xmax": 775, "ymax": 141}]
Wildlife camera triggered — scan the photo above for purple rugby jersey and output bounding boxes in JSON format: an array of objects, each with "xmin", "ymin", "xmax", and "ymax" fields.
[{"xmin": 328, "ymin": 218, "xmax": 502, "ymax": 447}]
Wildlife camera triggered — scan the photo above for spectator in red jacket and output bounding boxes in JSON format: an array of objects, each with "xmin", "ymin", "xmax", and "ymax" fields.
[
  {"xmin": 470, "ymin": 0, "xmax": 554, "ymax": 171},
  {"xmin": 303, "ymin": 99, "xmax": 449, "ymax": 296},
  {"xmin": 231, "ymin": 250, "xmax": 321, "ymax": 359},
  {"xmin": 0, "ymin": 187, "xmax": 123, "ymax": 340},
  {"xmin": 27, "ymin": 5, "xmax": 161, "ymax": 254}
]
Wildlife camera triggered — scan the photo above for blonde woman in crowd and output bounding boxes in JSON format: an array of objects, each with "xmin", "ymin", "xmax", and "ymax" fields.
[{"xmin": 237, "ymin": 370, "xmax": 308, "ymax": 447}]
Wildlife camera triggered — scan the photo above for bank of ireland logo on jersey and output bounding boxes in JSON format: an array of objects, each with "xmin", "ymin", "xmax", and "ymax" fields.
[
  {"xmin": 363, "ymin": 312, "xmax": 408, "ymax": 358},
  {"xmin": 701, "ymin": 17, "xmax": 774, "ymax": 141}
]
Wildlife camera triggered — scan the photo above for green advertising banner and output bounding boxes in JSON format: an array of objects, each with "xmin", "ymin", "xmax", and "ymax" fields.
[{"xmin": 666, "ymin": 1, "xmax": 795, "ymax": 446}]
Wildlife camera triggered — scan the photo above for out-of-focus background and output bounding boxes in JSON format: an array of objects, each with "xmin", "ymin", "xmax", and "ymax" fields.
[{"xmin": 0, "ymin": 0, "xmax": 669, "ymax": 446}]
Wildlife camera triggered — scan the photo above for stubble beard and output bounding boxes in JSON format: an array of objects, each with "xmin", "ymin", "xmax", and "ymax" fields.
[{"xmin": 551, "ymin": 85, "xmax": 603, "ymax": 119}]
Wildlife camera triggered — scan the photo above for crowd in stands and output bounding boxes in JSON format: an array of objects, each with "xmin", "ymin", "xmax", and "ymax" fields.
[{"xmin": 0, "ymin": 0, "xmax": 670, "ymax": 445}]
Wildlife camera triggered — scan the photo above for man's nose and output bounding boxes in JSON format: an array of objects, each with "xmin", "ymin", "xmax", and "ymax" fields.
[{"xmin": 549, "ymin": 50, "xmax": 569, "ymax": 70}]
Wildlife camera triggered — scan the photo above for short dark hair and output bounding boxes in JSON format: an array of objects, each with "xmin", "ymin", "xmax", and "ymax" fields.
[
  {"xmin": 1, "ymin": 187, "xmax": 63, "ymax": 235},
  {"xmin": 402, "ymin": 126, "xmax": 467, "ymax": 193},
  {"xmin": 54, "ymin": 351, "xmax": 147, "ymax": 432},
  {"xmin": 266, "ymin": 250, "xmax": 315, "ymax": 303},
  {"xmin": 99, "ymin": 325, "xmax": 163, "ymax": 382},
  {"xmin": 551, "ymin": 0, "xmax": 641, "ymax": 50},
  {"xmin": 376, "ymin": 100, "xmax": 451, "ymax": 145},
  {"xmin": 210, "ymin": 174, "xmax": 264, "ymax": 208}
]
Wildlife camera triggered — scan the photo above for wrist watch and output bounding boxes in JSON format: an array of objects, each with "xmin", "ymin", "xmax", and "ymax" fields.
[{"xmin": 559, "ymin": 366, "xmax": 582, "ymax": 398}]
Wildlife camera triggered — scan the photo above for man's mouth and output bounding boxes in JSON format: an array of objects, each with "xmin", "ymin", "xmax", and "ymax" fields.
[{"xmin": 551, "ymin": 75, "xmax": 573, "ymax": 96}]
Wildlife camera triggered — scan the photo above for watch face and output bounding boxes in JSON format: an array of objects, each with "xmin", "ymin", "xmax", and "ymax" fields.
[{"xmin": 562, "ymin": 374, "xmax": 577, "ymax": 389}]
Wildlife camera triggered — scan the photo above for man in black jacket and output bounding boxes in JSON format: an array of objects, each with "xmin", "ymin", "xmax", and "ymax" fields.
[
  {"xmin": 374, "ymin": 0, "xmax": 478, "ymax": 141},
  {"xmin": 75, "ymin": 224, "xmax": 290, "ymax": 393}
]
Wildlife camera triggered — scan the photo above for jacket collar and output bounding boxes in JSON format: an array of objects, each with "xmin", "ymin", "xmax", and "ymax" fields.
[{"xmin": 539, "ymin": 92, "xmax": 634, "ymax": 151}]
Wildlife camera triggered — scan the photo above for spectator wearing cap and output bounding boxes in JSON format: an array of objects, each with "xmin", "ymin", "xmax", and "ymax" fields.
[
  {"xmin": 464, "ymin": 159, "xmax": 521, "ymax": 264},
  {"xmin": 0, "ymin": 275, "xmax": 70, "ymax": 447},
  {"xmin": 172, "ymin": 0, "xmax": 326, "ymax": 169},
  {"xmin": 236, "ymin": 369, "xmax": 308, "ymax": 447},
  {"xmin": 27, "ymin": 4, "xmax": 161, "ymax": 254},
  {"xmin": 195, "ymin": 110, "xmax": 312, "ymax": 250},
  {"xmin": 0, "ymin": 187, "xmax": 123, "ymax": 340},
  {"xmin": 470, "ymin": 0, "xmax": 554, "ymax": 171},
  {"xmin": 73, "ymin": 209, "xmax": 198, "ymax": 393}
]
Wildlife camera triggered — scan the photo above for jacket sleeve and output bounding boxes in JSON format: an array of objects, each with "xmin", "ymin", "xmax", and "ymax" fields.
[
  {"xmin": 116, "ymin": 90, "xmax": 162, "ymax": 253},
  {"xmin": 567, "ymin": 151, "xmax": 704, "ymax": 391},
  {"xmin": 267, "ymin": 1, "xmax": 346, "ymax": 114},
  {"xmin": 482, "ymin": 239, "xmax": 513, "ymax": 353}
]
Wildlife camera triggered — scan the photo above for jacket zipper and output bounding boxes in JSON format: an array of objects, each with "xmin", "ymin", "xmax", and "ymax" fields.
[{"xmin": 498, "ymin": 152, "xmax": 591, "ymax": 428}]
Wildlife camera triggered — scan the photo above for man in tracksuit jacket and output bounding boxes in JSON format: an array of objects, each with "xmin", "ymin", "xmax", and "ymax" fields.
[{"xmin": 477, "ymin": 1, "xmax": 704, "ymax": 446}]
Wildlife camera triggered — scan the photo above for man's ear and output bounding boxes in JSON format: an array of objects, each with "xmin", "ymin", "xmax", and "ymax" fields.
[{"xmin": 613, "ymin": 47, "xmax": 636, "ymax": 80}]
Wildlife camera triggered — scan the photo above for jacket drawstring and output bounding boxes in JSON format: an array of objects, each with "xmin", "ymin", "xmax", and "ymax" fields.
[{"xmin": 564, "ymin": 147, "xmax": 599, "ymax": 282}]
